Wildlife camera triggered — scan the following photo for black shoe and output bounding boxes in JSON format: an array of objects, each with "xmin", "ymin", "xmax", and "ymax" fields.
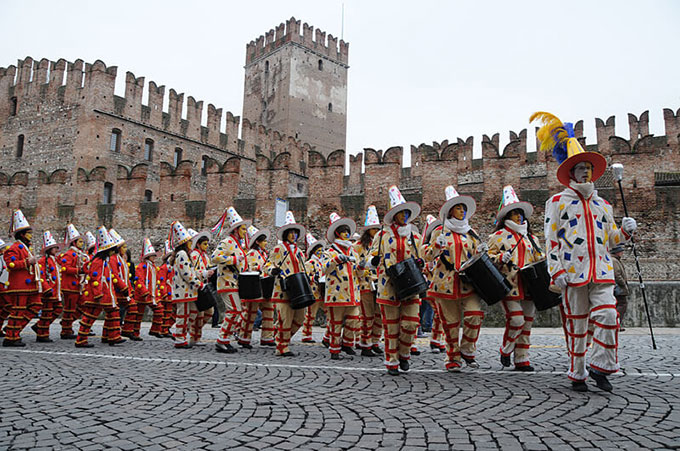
[
  {"xmin": 571, "ymin": 381, "xmax": 588, "ymax": 392},
  {"xmin": 215, "ymin": 343, "xmax": 237, "ymax": 354},
  {"xmin": 301, "ymin": 338, "xmax": 316, "ymax": 343},
  {"xmin": 75, "ymin": 342, "xmax": 95, "ymax": 348},
  {"xmin": 260, "ymin": 341, "xmax": 276, "ymax": 347},
  {"xmin": 589, "ymin": 369, "xmax": 613, "ymax": 392},
  {"xmin": 61, "ymin": 333, "xmax": 77, "ymax": 340},
  {"xmin": 514, "ymin": 365, "xmax": 535, "ymax": 372},
  {"xmin": 463, "ymin": 358, "xmax": 480, "ymax": 369},
  {"xmin": 130, "ymin": 336, "xmax": 143, "ymax": 342},
  {"xmin": 31, "ymin": 324, "xmax": 39, "ymax": 333},
  {"xmin": 279, "ymin": 351, "xmax": 295, "ymax": 357},
  {"xmin": 430, "ymin": 343, "xmax": 441, "ymax": 353},
  {"xmin": 322, "ymin": 339, "xmax": 329, "ymax": 348},
  {"xmin": 87, "ymin": 331, "xmax": 96, "ymax": 336},
  {"xmin": 330, "ymin": 353, "xmax": 342, "ymax": 360},
  {"xmin": 371, "ymin": 345, "xmax": 383, "ymax": 355},
  {"xmin": 101, "ymin": 338, "xmax": 110, "ymax": 344},
  {"xmin": 410, "ymin": 348, "xmax": 421, "ymax": 356},
  {"xmin": 387, "ymin": 368, "xmax": 400, "ymax": 376},
  {"xmin": 239, "ymin": 342, "xmax": 253, "ymax": 349},
  {"xmin": 2, "ymin": 339, "xmax": 26, "ymax": 347},
  {"xmin": 361, "ymin": 348, "xmax": 377, "ymax": 357},
  {"xmin": 500, "ymin": 355, "xmax": 511, "ymax": 368},
  {"xmin": 341, "ymin": 345, "xmax": 356, "ymax": 355},
  {"xmin": 399, "ymin": 358, "xmax": 410, "ymax": 372},
  {"xmin": 121, "ymin": 332, "xmax": 135, "ymax": 339},
  {"xmin": 109, "ymin": 338, "xmax": 127, "ymax": 346},
  {"xmin": 174, "ymin": 343, "xmax": 192, "ymax": 349},
  {"xmin": 148, "ymin": 332, "xmax": 163, "ymax": 338},
  {"xmin": 36, "ymin": 337, "xmax": 54, "ymax": 343}
]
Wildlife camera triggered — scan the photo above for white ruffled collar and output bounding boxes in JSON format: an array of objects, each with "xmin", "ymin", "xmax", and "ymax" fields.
[
  {"xmin": 444, "ymin": 218, "xmax": 471, "ymax": 235},
  {"xmin": 569, "ymin": 181, "xmax": 595, "ymax": 199},
  {"xmin": 505, "ymin": 220, "xmax": 527, "ymax": 236}
]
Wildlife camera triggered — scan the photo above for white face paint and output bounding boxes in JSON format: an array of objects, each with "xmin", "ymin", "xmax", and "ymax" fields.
[{"xmin": 572, "ymin": 162, "xmax": 593, "ymax": 183}]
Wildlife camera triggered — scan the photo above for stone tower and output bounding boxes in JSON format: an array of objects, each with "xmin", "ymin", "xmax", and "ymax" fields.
[{"xmin": 243, "ymin": 17, "xmax": 349, "ymax": 157}]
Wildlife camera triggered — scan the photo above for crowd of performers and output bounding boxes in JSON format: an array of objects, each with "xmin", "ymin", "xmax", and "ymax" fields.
[{"xmin": 0, "ymin": 112, "xmax": 638, "ymax": 392}]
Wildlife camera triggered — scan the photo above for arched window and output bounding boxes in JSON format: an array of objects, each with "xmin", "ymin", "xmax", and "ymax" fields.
[
  {"xmin": 103, "ymin": 182, "xmax": 113, "ymax": 204},
  {"xmin": 10, "ymin": 97, "xmax": 18, "ymax": 116},
  {"xmin": 265, "ymin": 60, "xmax": 269, "ymax": 73},
  {"xmin": 16, "ymin": 135, "xmax": 24, "ymax": 158},
  {"xmin": 144, "ymin": 190, "xmax": 153, "ymax": 202},
  {"xmin": 110, "ymin": 129, "xmax": 121, "ymax": 152},
  {"xmin": 318, "ymin": 59, "xmax": 323, "ymax": 71},
  {"xmin": 328, "ymin": 103, "xmax": 333, "ymax": 112},
  {"xmin": 174, "ymin": 147, "xmax": 183, "ymax": 166},
  {"xmin": 144, "ymin": 138, "xmax": 154, "ymax": 161}
]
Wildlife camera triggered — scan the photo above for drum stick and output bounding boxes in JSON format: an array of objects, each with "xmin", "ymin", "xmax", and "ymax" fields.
[{"xmin": 612, "ymin": 163, "xmax": 656, "ymax": 350}]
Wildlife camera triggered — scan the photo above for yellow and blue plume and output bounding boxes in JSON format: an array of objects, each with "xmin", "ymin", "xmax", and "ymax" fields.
[{"xmin": 529, "ymin": 111, "xmax": 573, "ymax": 164}]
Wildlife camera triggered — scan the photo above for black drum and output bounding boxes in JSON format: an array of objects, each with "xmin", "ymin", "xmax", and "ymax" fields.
[
  {"xmin": 318, "ymin": 275, "xmax": 326, "ymax": 301},
  {"xmin": 520, "ymin": 259, "xmax": 562, "ymax": 311},
  {"xmin": 195, "ymin": 282, "xmax": 219, "ymax": 312},
  {"xmin": 285, "ymin": 272, "xmax": 316, "ymax": 310},
  {"xmin": 238, "ymin": 271, "xmax": 262, "ymax": 300},
  {"xmin": 459, "ymin": 253, "xmax": 511, "ymax": 305},
  {"xmin": 260, "ymin": 276, "xmax": 275, "ymax": 300},
  {"xmin": 386, "ymin": 257, "xmax": 429, "ymax": 300}
]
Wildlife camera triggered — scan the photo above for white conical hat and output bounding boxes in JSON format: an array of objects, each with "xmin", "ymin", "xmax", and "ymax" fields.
[
  {"xmin": 190, "ymin": 229, "xmax": 211, "ymax": 249},
  {"xmin": 351, "ymin": 233, "xmax": 360, "ymax": 242},
  {"xmin": 326, "ymin": 212, "xmax": 356, "ymax": 243},
  {"xmin": 141, "ymin": 238, "xmax": 157, "ymax": 258},
  {"xmin": 169, "ymin": 221, "xmax": 193, "ymax": 249},
  {"xmin": 438, "ymin": 185, "xmax": 477, "ymax": 222},
  {"xmin": 108, "ymin": 228, "xmax": 125, "ymax": 247},
  {"xmin": 306, "ymin": 232, "xmax": 325, "ymax": 258},
  {"xmin": 247, "ymin": 225, "xmax": 269, "ymax": 246},
  {"xmin": 42, "ymin": 230, "xmax": 59, "ymax": 254},
  {"xmin": 10, "ymin": 209, "xmax": 31, "ymax": 235},
  {"xmin": 85, "ymin": 231, "xmax": 96, "ymax": 250},
  {"xmin": 496, "ymin": 185, "xmax": 533, "ymax": 223},
  {"xmin": 277, "ymin": 210, "xmax": 305, "ymax": 241},
  {"xmin": 95, "ymin": 226, "xmax": 116, "ymax": 253},
  {"xmin": 384, "ymin": 185, "xmax": 420, "ymax": 225},
  {"xmin": 162, "ymin": 240, "xmax": 173, "ymax": 258},
  {"xmin": 362, "ymin": 205, "xmax": 381, "ymax": 230},
  {"xmin": 423, "ymin": 214, "xmax": 443, "ymax": 243},
  {"xmin": 65, "ymin": 224, "xmax": 81, "ymax": 245}
]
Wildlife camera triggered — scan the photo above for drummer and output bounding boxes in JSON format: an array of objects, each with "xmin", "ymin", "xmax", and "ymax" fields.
[
  {"xmin": 263, "ymin": 211, "xmax": 308, "ymax": 357},
  {"xmin": 301, "ymin": 233, "xmax": 326, "ymax": 344},
  {"xmin": 239, "ymin": 225, "xmax": 272, "ymax": 348},
  {"xmin": 424, "ymin": 185, "xmax": 486, "ymax": 372},
  {"xmin": 189, "ymin": 229, "xmax": 215, "ymax": 346},
  {"xmin": 487, "ymin": 186, "xmax": 543, "ymax": 371},
  {"xmin": 421, "ymin": 214, "xmax": 446, "ymax": 354},
  {"xmin": 369, "ymin": 186, "xmax": 424, "ymax": 375},
  {"xmin": 211, "ymin": 207, "xmax": 251, "ymax": 354},
  {"xmin": 352, "ymin": 205, "xmax": 383, "ymax": 357}
]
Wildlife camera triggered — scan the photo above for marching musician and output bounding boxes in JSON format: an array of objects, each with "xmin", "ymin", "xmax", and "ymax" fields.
[
  {"xmin": 58, "ymin": 224, "xmax": 88, "ymax": 340},
  {"xmin": 352, "ymin": 205, "xmax": 383, "ymax": 357},
  {"xmin": 263, "ymin": 211, "xmax": 307, "ymax": 357},
  {"xmin": 424, "ymin": 186, "xmax": 485, "ymax": 372},
  {"xmin": 189, "ymin": 230, "xmax": 214, "ymax": 346},
  {"xmin": 487, "ymin": 186, "xmax": 543, "ymax": 371},
  {"xmin": 369, "ymin": 186, "xmax": 424, "ymax": 375},
  {"xmin": 324, "ymin": 213, "xmax": 362, "ymax": 360},
  {"xmin": 239, "ymin": 225, "xmax": 273, "ymax": 347},
  {"xmin": 211, "ymin": 207, "xmax": 250, "ymax": 354},
  {"xmin": 75, "ymin": 226, "xmax": 126, "ymax": 348},
  {"xmin": 532, "ymin": 111, "xmax": 637, "ymax": 392},
  {"xmin": 301, "ymin": 233, "xmax": 326, "ymax": 344},
  {"xmin": 169, "ymin": 221, "xmax": 202, "ymax": 349},
  {"xmin": 34, "ymin": 231, "xmax": 63, "ymax": 342},
  {"xmin": 109, "ymin": 229, "xmax": 133, "ymax": 342},
  {"xmin": 153, "ymin": 240, "xmax": 175, "ymax": 339},
  {"xmin": 125, "ymin": 239, "xmax": 163, "ymax": 341},
  {"xmin": 421, "ymin": 214, "xmax": 446, "ymax": 354}
]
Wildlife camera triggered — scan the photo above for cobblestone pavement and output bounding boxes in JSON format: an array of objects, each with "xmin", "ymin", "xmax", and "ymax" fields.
[{"xmin": 1, "ymin": 322, "xmax": 679, "ymax": 450}]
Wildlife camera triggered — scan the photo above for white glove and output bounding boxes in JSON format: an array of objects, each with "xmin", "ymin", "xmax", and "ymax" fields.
[
  {"xmin": 477, "ymin": 242, "xmax": 489, "ymax": 253},
  {"xmin": 554, "ymin": 274, "xmax": 569, "ymax": 290},
  {"xmin": 436, "ymin": 235, "xmax": 447, "ymax": 247},
  {"xmin": 622, "ymin": 217, "xmax": 637, "ymax": 234},
  {"xmin": 347, "ymin": 255, "xmax": 357, "ymax": 263},
  {"xmin": 501, "ymin": 251, "xmax": 512, "ymax": 264}
]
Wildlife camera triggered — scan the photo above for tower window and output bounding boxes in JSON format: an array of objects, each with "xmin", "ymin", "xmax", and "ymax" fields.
[
  {"xmin": 144, "ymin": 190, "xmax": 153, "ymax": 202},
  {"xmin": 174, "ymin": 147, "xmax": 183, "ymax": 166},
  {"xmin": 201, "ymin": 155, "xmax": 209, "ymax": 175},
  {"xmin": 16, "ymin": 135, "xmax": 24, "ymax": 158},
  {"xmin": 318, "ymin": 59, "xmax": 323, "ymax": 71},
  {"xmin": 265, "ymin": 60, "xmax": 269, "ymax": 72},
  {"xmin": 103, "ymin": 182, "xmax": 113, "ymax": 204},
  {"xmin": 110, "ymin": 129, "xmax": 121, "ymax": 152},
  {"xmin": 10, "ymin": 97, "xmax": 18, "ymax": 116},
  {"xmin": 144, "ymin": 138, "xmax": 154, "ymax": 161},
  {"xmin": 328, "ymin": 103, "xmax": 333, "ymax": 112}
]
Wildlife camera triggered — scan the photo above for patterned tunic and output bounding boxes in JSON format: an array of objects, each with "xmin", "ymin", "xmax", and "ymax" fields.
[
  {"xmin": 86, "ymin": 257, "xmax": 116, "ymax": 307},
  {"xmin": 370, "ymin": 225, "xmax": 423, "ymax": 305},
  {"xmin": 59, "ymin": 247, "xmax": 88, "ymax": 294},
  {"xmin": 324, "ymin": 244, "xmax": 361, "ymax": 307},
  {"xmin": 38, "ymin": 255, "xmax": 61, "ymax": 301},
  {"xmin": 211, "ymin": 235, "xmax": 248, "ymax": 293},
  {"xmin": 263, "ymin": 242, "xmax": 307, "ymax": 303},
  {"xmin": 4, "ymin": 241, "xmax": 41, "ymax": 294},
  {"xmin": 352, "ymin": 241, "xmax": 377, "ymax": 294},
  {"xmin": 423, "ymin": 227, "xmax": 481, "ymax": 300},
  {"xmin": 544, "ymin": 186, "xmax": 630, "ymax": 286},
  {"xmin": 487, "ymin": 226, "xmax": 544, "ymax": 300},
  {"xmin": 305, "ymin": 254, "xmax": 326, "ymax": 301},
  {"xmin": 134, "ymin": 259, "xmax": 160, "ymax": 305},
  {"xmin": 157, "ymin": 263, "xmax": 173, "ymax": 302},
  {"xmin": 172, "ymin": 250, "xmax": 202, "ymax": 303}
]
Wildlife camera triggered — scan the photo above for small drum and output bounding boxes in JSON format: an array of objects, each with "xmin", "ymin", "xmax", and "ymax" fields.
[
  {"xmin": 459, "ymin": 253, "xmax": 511, "ymax": 305},
  {"xmin": 238, "ymin": 271, "xmax": 262, "ymax": 300},
  {"xmin": 386, "ymin": 257, "xmax": 429, "ymax": 300},
  {"xmin": 260, "ymin": 276, "xmax": 276, "ymax": 300},
  {"xmin": 318, "ymin": 275, "xmax": 326, "ymax": 301},
  {"xmin": 285, "ymin": 272, "xmax": 316, "ymax": 310},
  {"xmin": 195, "ymin": 282, "xmax": 219, "ymax": 312},
  {"xmin": 520, "ymin": 259, "xmax": 562, "ymax": 311}
]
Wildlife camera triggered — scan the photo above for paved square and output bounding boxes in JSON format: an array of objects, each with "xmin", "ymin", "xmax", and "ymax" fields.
[{"xmin": 1, "ymin": 324, "xmax": 678, "ymax": 450}]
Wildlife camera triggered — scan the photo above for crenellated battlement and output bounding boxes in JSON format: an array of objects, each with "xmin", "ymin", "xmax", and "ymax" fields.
[{"xmin": 245, "ymin": 17, "xmax": 349, "ymax": 66}]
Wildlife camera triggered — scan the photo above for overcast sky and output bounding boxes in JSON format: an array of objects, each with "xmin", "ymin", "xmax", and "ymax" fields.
[{"xmin": 2, "ymin": 0, "xmax": 679, "ymax": 161}]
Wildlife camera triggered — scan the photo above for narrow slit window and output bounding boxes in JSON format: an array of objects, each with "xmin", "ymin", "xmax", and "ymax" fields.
[
  {"xmin": 174, "ymin": 147, "xmax": 183, "ymax": 166},
  {"xmin": 110, "ymin": 129, "xmax": 121, "ymax": 152},
  {"xmin": 103, "ymin": 182, "xmax": 113, "ymax": 204},
  {"xmin": 16, "ymin": 134, "xmax": 24, "ymax": 158},
  {"xmin": 144, "ymin": 138, "xmax": 154, "ymax": 161}
]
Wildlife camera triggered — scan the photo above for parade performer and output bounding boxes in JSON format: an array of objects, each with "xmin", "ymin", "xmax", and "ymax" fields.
[
  {"xmin": 324, "ymin": 213, "xmax": 362, "ymax": 360},
  {"xmin": 189, "ymin": 230, "xmax": 214, "ymax": 345},
  {"xmin": 487, "ymin": 185, "xmax": 544, "ymax": 371},
  {"xmin": 301, "ymin": 233, "xmax": 326, "ymax": 344},
  {"xmin": 211, "ymin": 207, "xmax": 250, "ymax": 354},
  {"xmin": 2, "ymin": 210, "xmax": 42, "ymax": 347},
  {"xmin": 263, "ymin": 211, "xmax": 307, "ymax": 357},
  {"xmin": 153, "ymin": 240, "xmax": 175, "ymax": 338},
  {"xmin": 424, "ymin": 186, "xmax": 485, "ymax": 372},
  {"xmin": 169, "ymin": 221, "xmax": 202, "ymax": 348},
  {"xmin": 124, "ymin": 239, "xmax": 163, "ymax": 340},
  {"xmin": 34, "ymin": 231, "xmax": 64, "ymax": 342},
  {"xmin": 58, "ymin": 224, "xmax": 88, "ymax": 339},
  {"xmin": 532, "ymin": 111, "xmax": 637, "ymax": 392},
  {"xmin": 421, "ymin": 214, "xmax": 446, "ymax": 354},
  {"xmin": 85, "ymin": 231, "xmax": 96, "ymax": 258},
  {"xmin": 239, "ymin": 225, "xmax": 272, "ymax": 347},
  {"xmin": 0, "ymin": 238, "xmax": 11, "ymax": 337},
  {"xmin": 352, "ymin": 205, "xmax": 383, "ymax": 356},
  {"xmin": 75, "ymin": 226, "xmax": 126, "ymax": 347},
  {"xmin": 109, "ymin": 229, "xmax": 133, "ymax": 342},
  {"xmin": 370, "ymin": 186, "xmax": 424, "ymax": 375}
]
